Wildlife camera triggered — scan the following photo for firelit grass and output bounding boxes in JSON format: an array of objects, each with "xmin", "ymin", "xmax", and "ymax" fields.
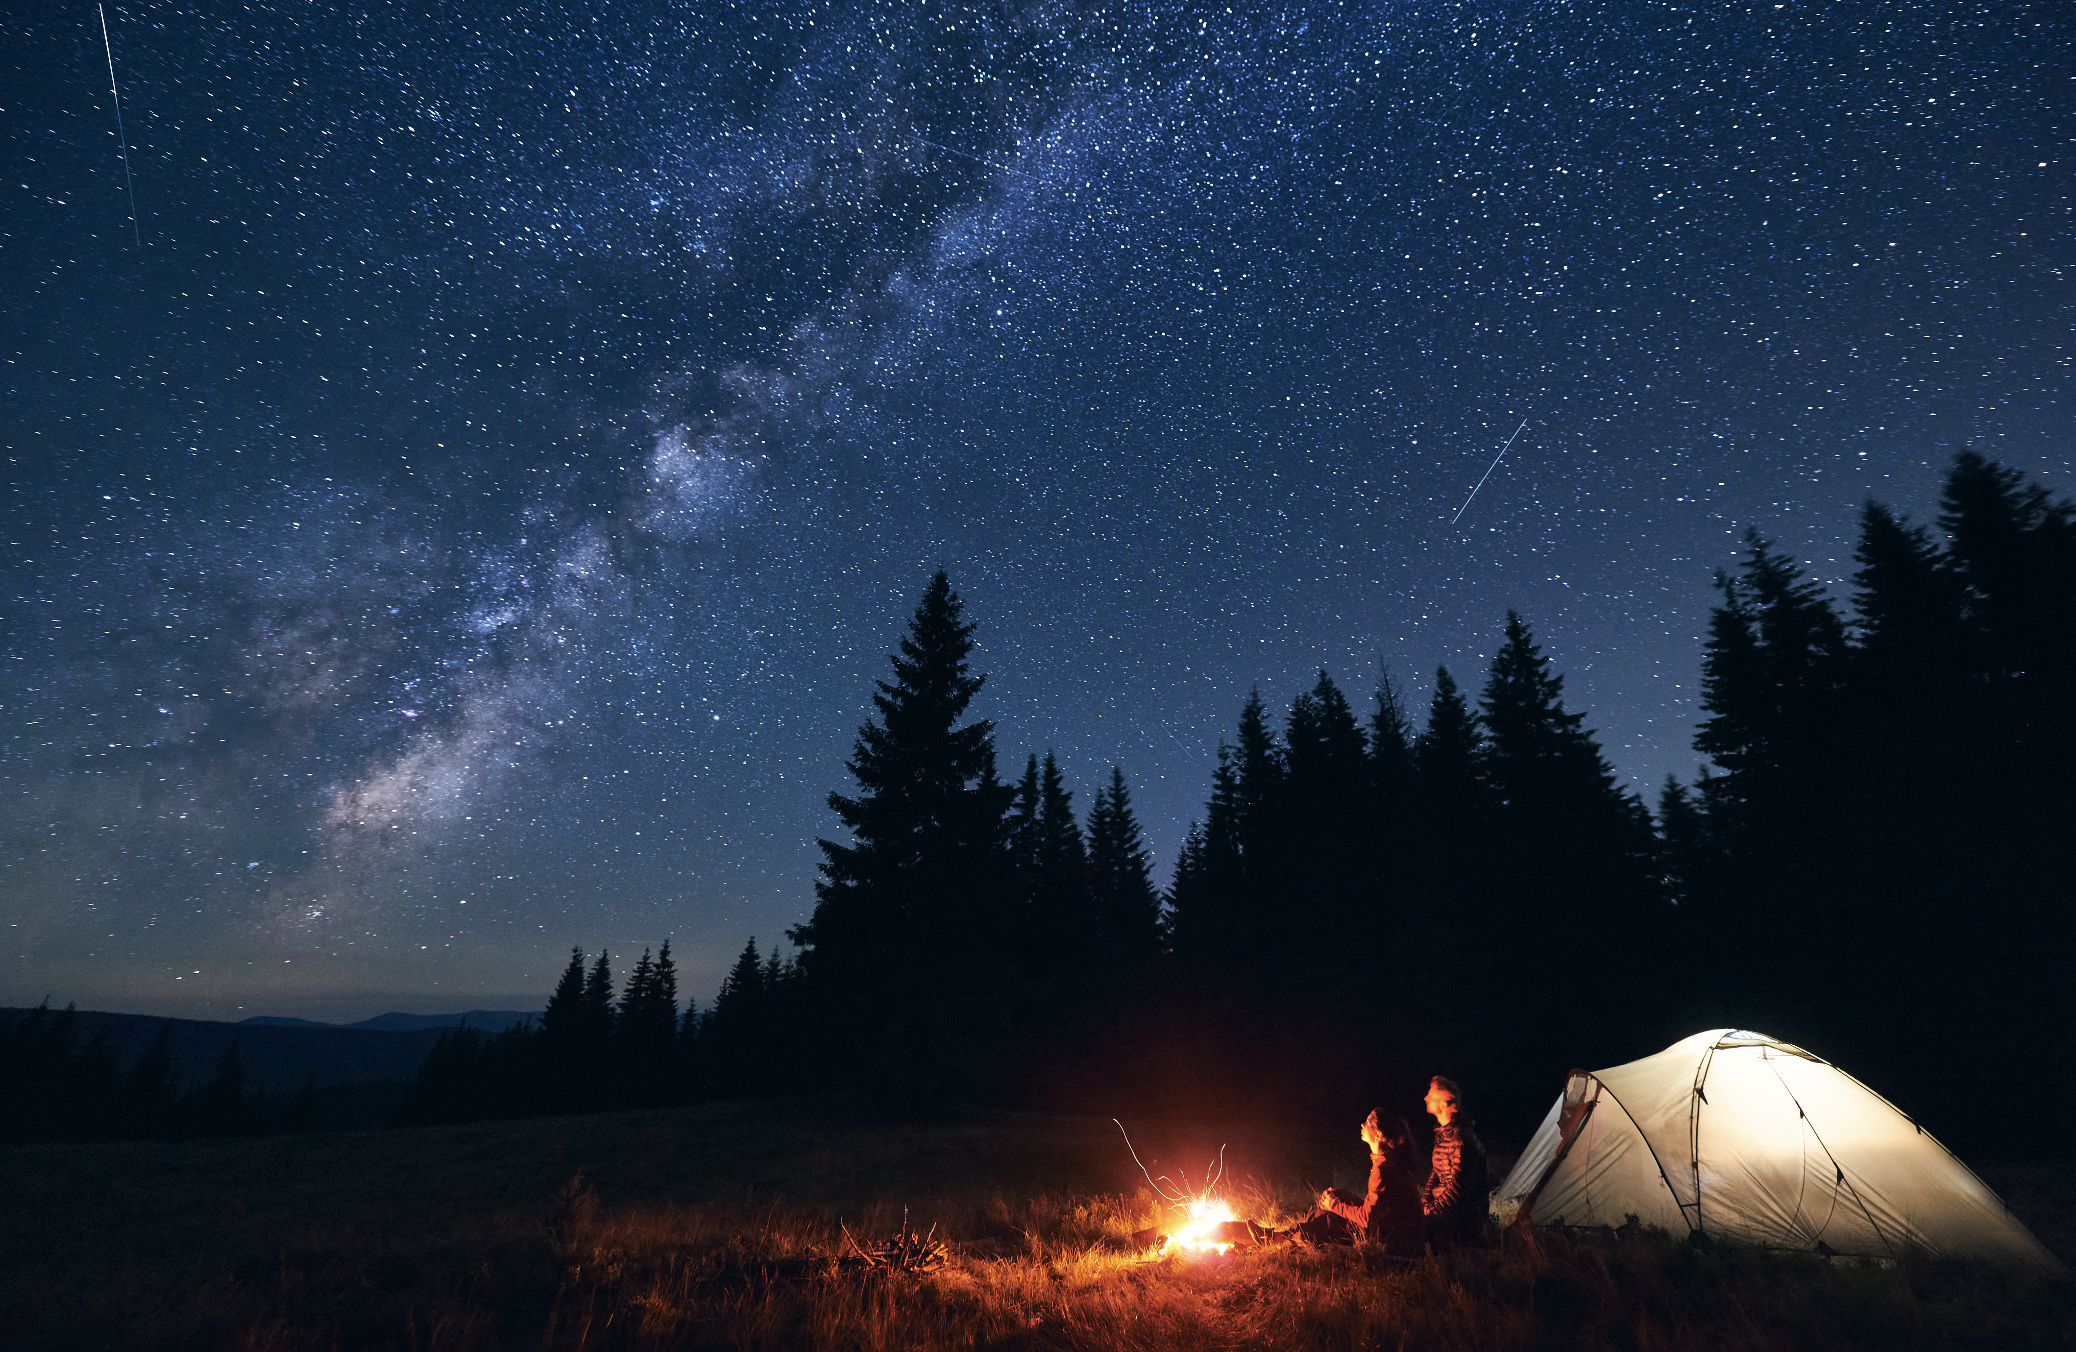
[{"xmin": 1, "ymin": 1098, "xmax": 2067, "ymax": 1350}]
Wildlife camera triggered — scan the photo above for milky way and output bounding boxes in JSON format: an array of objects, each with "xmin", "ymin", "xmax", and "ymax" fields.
[{"xmin": 5, "ymin": 0, "xmax": 2067, "ymax": 1019}]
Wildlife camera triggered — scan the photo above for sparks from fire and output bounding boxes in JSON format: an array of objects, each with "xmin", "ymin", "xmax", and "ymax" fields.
[{"xmin": 1113, "ymin": 1119, "xmax": 1238, "ymax": 1256}]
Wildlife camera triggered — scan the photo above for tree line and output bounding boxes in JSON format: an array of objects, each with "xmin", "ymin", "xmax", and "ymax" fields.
[
  {"xmin": 0, "ymin": 1003, "xmax": 322, "ymax": 1144},
  {"xmin": 404, "ymin": 940, "xmax": 818, "ymax": 1122},
  {"xmin": 757, "ymin": 448, "xmax": 2068, "ymax": 1148},
  {"xmin": 9, "ymin": 451, "xmax": 2065, "ymax": 1153}
]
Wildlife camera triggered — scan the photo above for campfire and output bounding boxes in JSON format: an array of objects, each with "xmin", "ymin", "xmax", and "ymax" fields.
[
  {"xmin": 1115, "ymin": 1120, "xmax": 1257, "ymax": 1258},
  {"xmin": 1164, "ymin": 1196, "xmax": 1242, "ymax": 1256}
]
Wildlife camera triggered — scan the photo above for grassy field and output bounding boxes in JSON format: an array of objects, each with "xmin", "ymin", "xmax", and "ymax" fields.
[{"xmin": 3, "ymin": 1098, "xmax": 2069, "ymax": 1350}]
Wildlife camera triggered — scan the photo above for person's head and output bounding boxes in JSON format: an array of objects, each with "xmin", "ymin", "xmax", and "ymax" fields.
[
  {"xmin": 1365, "ymin": 1108, "xmax": 1413, "ymax": 1164},
  {"xmin": 1424, "ymin": 1076, "xmax": 1464, "ymax": 1126}
]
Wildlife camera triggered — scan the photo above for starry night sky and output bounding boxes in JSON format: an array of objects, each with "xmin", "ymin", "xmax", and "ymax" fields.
[{"xmin": 4, "ymin": 0, "xmax": 2067, "ymax": 1021}]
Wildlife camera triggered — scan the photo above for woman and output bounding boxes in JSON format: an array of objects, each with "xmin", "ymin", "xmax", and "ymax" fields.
[{"xmin": 1303, "ymin": 1108, "xmax": 1425, "ymax": 1253}]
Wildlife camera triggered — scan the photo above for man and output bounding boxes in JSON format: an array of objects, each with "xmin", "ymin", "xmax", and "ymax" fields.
[
  {"xmin": 1420, "ymin": 1075, "xmax": 1488, "ymax": 1247},
  {"xmin": 1308, "ymin": 1108, "xmax": 1423, "ymax": 1253}
]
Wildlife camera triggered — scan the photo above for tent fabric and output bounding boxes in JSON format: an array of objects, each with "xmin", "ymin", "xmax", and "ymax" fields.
[{"xmin": 1491, "ymin": 1029, "xmax": 2061, "ymax": 1271}]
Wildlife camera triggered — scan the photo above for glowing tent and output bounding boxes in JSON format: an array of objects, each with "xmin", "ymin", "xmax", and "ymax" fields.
[{"xmin": 1490, "ymin": 1029, "xmax": 2061, "ymax": 1271}]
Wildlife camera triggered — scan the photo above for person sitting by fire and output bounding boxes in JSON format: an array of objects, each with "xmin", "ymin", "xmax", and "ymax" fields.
[
  {"xmin": 1420, "ymin": 1075, "xmax": 1489, "ymax": 1247},
  {"xmin": 1267, "ymin": 1109, "xmax": 1421, "ymax": 1252}
]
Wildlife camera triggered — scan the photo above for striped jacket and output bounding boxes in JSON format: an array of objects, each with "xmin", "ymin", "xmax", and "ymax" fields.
[{"xmin": 1420, "ymin": 1119, "xmax": 1488, "ymax": 1239}]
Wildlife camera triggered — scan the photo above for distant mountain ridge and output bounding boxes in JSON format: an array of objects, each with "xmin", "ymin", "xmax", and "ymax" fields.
[
  {"xmin": 240, "ymin": 1010, "xmax": 539, "ymax": 1033},
  {"xmin": 0, "ymin": 1007, "xmax": 509, "ymax": 1094}
]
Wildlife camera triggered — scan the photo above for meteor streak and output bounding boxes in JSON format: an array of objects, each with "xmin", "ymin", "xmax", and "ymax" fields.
[
  {"xmin": 99, "ymin": 4, "xmax": 141, "ymax": 247},
  {"xmin": 1451, "ymin": 418, "xmax": 1530, "ymax": 525}
]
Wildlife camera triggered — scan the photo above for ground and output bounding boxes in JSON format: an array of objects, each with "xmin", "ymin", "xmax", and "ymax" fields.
[{"xmin": 3, "ymin": 1099, "xmax": 2069, "ymax": 1350}]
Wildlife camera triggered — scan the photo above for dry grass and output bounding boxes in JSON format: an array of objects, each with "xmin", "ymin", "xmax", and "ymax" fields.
[
  {"xmin": 531, "ymin": 1193, "xmax": 2075, "ymax": 1352},
  {"xmin": 2, "ymin": 1098, "xmax": 2068, "ymax": 1350}
]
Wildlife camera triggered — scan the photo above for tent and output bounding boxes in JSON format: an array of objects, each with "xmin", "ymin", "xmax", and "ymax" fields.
[{"xmin": 1491, "ymin": 1029, "xmax": 2060, "ymax": 1271}]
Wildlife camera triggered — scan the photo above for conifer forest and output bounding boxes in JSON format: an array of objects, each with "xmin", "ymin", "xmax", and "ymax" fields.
[{"xmin": 6, "ymin": 452, "xmax": 2070, "ymax": 1159}]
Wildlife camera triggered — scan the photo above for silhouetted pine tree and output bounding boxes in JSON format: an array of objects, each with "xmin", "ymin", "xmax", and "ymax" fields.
[
  {"xmin": 583, "ymin": 952, "xmax": 616, "ymax": 1035},
  {"xmin": 702, "ymin": 938, "xmax": 767, "ymax": 1098},
  {"xmin": 1165, "ymin": 748, "xmax": 1244, "ymax": 974},
  {"xmin": 618, "ymin": 945, "xmax": 680, "ymax": 1105},
  {"xmin": 1478, "ymin": 614, "xmax": 1654, "ymax": 885},
  {"xmin": 1026, "ymin": 750, "xmax": 1091, "ymax": 1006},
  {"xmin": 1696, "ymin": 532, "xmax": 1848, "ymax": 831},
  {"xmin": 1398, "ymin": 667, "xmax": 1492, "ymax": 1013},
  {"xmin": 1840, "ymin": 500, "xmax": 1974, "ymax": 960},
  {"xmin": 1034, "ymin": 752, "xmax": 1087, "ymax": 899},
  {"xmin": 1940, "ymin": 450, "xmax": 2074, "ymax": 692},
  {"xmin": 1412, "ymin": 666, "xmax": 1488, "ymax": 884},
  {"xmin": 1853, "ymin": 501, "xmax": 1962, "ymax": 666},
  {"xmin": 1368, "ymin": 667, "xmax": 1417, "ymax": 847},
  {"xmin": 1655, "ymin": 776, "xmax": 1716, "ymax": 911},
  {"xmin": 1232, "ymin": 690, "xmax": 1285, "ymax": 881},
  {"xmin": 1008, "ymin": 754, "xmax": 1042, "ymax": 876},
  {"xmin": 789, "ymin": 571, "xmax": 1016, "ymax": 1093},
  {"xmin": 1084, "ymin": 766, "xmax": 1163, "ymax": 971},
  {"xmin": 1937, "ymin": 451, "xmax": 2076, "ymax": 842},
  {"xmin": 542, "ymin": 950, "xmax": 588, "ymax": 1038},
  {"xmin": 539, "ymin": 948, "xmax": 592, "ymax": 1111},
  {"xmin": 1671, "ymin": 454, "xmax": 2075, "ymax": 1154},
  {"xmin": 1281, "ymin": 671, "xmax": 1373, "ymax": 974},
  {"xmin": 1477, "ymin": 613, "xmax": 1658, "ymax": 1049},
  {"xmin": 675, "ymin": 995, "xmax": 703, "ymax": 1099},
  {"xmin": 1693, "ymin": 533, "xmax": 1850, "ymax": 1015}
]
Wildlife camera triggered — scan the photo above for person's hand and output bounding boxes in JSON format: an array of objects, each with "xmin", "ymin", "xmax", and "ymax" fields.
[{"xmin": 1359, "ymin": 1111, "xmax": 1384, "ymax": 1150}]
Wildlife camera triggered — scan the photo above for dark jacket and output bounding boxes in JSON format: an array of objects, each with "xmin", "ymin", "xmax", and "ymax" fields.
[
  {"xmin": 1421, "ymin": 1119, "xmax": 1488, "ymax": 1242},
  {"xmin": 1323, "ymin": 1149, "xmax": 1424, "ymax": 1253}
]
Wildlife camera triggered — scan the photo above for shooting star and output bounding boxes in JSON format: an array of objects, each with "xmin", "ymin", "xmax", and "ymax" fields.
[
  {"xmin": 99, "ymin": 4, "xmax": 141, "ymax": 247},
  {"xmin": 1450, "ymin": 418, "xmax": 1529, "ymax": 525}
]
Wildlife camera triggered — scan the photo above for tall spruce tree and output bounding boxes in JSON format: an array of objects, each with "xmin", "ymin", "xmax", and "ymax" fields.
[
  {"xmin": 1843, "ymin": 501, "xmax": 1973, "ymax": 925},
  {"xmin": 1412, "ymin": 666, "xmax": 1487, "ymax": 885},
  {"xmin": 1693, "ymin": 532, "xmax": 1851, "ymax": 1016},
  {"xmin": 1853, "ymin": 502, "xmax": 1960, "ymax": 666},
  {"xmin": 1368, "ymin": 667, "xmax": 1417, "ymax": 831},
  {"xmin": 1084, "ymin": 765, "xmax": 1163, "ymax": 969},
  {"xmin": 1674, "ymin": 456, "xmax": 2076, "ymax": 1153},
  {"xmin": 703, "ymin": 938, "xmax": 766, "ymax": 1098},
  {"xmin": 1940, "ymin": 450, "xmax": 2071, "ymax": 684},
  {"xmin": 1008, "ymin": 754, "xmax": 1042, "ymax": 876},
  {"xmin": 1032, "ymin": 751, "xmax": 1087, "ymax": 916},
  {"xmin": 1164, "ymin": 817, "xmax": 1213, "ymax": 958},
  {"xmin": 1022, "ymin": 751, "xmax": 1092, "ymax": 1003},
  {"xmin": 1476, "ymin": 613, "xmax": 1656, "ymax": 977},
  {"xmin": 1282, "ymin": 671, "xmax": 1372, "ymax": 964},
  {"xmin": 1696, "ymin": 532, "xmax": 1848, "ymax": 821},
  {"xmin": 583, "ymin": 951, "xmax": 616, "ymax": 1035},
  {"xmin": 539, "ymin": 948, "xmax": 593, "ymax": 1110},
  {"xmin": 789, "ymin": 571, "xmax": 1015, "ymax": 1089},
  {"xmin": 1232, "ymin": 690, "xmax": 1285, "ymax": 875},
  {"xmin": 541, "ymin": 948, "xmax": 588, "ymax": 1040},
  {"xmin": 617, "ymin": 945, "xmax": 680, "ymax": 1105}
]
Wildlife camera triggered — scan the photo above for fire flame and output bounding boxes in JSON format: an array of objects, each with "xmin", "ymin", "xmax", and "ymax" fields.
[
  {"xmin": 1164, "ymin": 1197, "xmax": 1237, "ymax": 1257},
  {"xmin": 1112, "ymin": 1120, "xmax": 1241, "ymax": 1259}
]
